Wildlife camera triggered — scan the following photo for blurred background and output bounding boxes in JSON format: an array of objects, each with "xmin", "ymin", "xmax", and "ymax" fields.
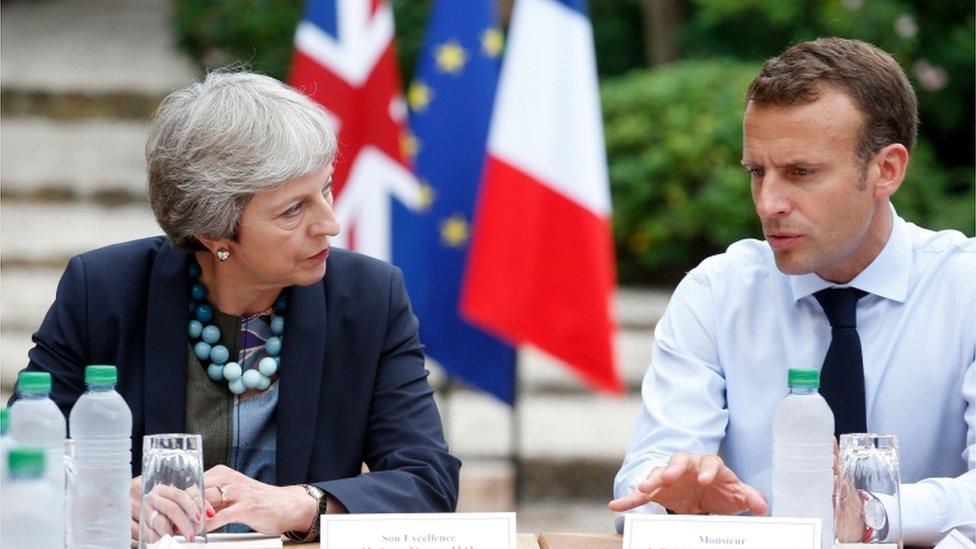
[{"xmin": 1, "ymin": 0, "xmax": 973, "ymax": 533}]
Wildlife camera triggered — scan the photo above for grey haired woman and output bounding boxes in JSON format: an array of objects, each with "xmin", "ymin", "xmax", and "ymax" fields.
[{"xmin": 12, "ymin": 69, "xmax": 460, "ymax": 543}]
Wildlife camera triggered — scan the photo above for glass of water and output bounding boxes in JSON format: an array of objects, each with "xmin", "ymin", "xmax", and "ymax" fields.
[
  {"xmin": 138, "ymin": 434, "xmax": 206, "ymax": 548},
  {"xmin": 835, "ymin": 433, "xmax": 902, "ymax": 548}
]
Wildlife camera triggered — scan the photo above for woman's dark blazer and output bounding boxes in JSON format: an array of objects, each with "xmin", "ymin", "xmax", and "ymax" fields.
[{"xmin": 14, "ymin": 236, "xmax": 460, "ymax": 513}]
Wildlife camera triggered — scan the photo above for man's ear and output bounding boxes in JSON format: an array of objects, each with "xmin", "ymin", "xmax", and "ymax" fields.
[{"xmin": 869, "ymin": 143, "xmax": 909, "ymax": 200}]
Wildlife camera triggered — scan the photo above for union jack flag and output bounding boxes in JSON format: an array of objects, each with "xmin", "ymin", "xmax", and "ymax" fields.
[{"xmin": 289, "ymin": 0, "xmax": 425, "ymax": 261}]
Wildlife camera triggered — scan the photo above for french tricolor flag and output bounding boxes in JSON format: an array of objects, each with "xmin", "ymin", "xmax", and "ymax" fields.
[{"xmin": 462, "ymin": 0, "xmax": 621, "ymax": 394}]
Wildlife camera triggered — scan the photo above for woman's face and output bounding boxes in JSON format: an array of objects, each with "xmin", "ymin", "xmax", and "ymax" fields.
[{"xmin": 227, "ymin": 164, "xmax": 340, "ymax": 288}]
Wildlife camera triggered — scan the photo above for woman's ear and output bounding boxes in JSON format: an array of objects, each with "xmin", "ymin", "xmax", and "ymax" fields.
[{"xmin": 194, "ymin": 234, "xmax": 231, "ymax": 256}]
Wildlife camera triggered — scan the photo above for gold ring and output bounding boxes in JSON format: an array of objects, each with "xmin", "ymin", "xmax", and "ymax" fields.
[{"xmin": 217, "ymin": 484, "xmax": 228, "ymax": 506}]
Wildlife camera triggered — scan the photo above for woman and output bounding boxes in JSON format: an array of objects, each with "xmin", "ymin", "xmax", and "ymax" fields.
[{"xmin": 15, "ymin": 70, "xmax": 460, "ymax": 541}]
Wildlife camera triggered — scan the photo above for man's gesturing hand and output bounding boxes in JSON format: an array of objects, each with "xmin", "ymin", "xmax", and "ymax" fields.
[{"xmin": 608, "ymin": 453, "xmax": 768, "ymax": 516}]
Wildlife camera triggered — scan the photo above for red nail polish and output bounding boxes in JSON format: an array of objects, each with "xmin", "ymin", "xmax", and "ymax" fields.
[{"xmin": 206, "ymin": 509, "xmax": 215, "ymax": 519}]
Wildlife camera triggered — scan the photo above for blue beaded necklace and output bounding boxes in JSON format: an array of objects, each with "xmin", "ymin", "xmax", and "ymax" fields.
[{"xmin": 187, "ymin": 261, "xmax": 285, "ymax": 395}]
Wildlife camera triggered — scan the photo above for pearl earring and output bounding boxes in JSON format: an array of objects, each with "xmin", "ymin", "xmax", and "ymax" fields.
[{"xmin": 216, "ymin": 249, "xmax": 230, "ymax": 262}]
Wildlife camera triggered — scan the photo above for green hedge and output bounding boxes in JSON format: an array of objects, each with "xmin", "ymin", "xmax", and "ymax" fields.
[
  {"xmin": 171, "ymin": 0, "xmax": 429, "ymax": 84},
  {"xmin": 603, "ymin": 60, "xmax": 975, "ymax": 284},
  {"xmin": 170, "ymin": 1, "xmax": 645, "ymax": 84},
  {"xmin": 680, "ymin": 0, "xmax": 975, "ymax": 174}
]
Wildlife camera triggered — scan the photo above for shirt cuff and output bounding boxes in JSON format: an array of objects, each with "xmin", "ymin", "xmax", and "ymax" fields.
[{"xmin": 896, "ymin": 482, "xmax": 946, "ymax": 546}]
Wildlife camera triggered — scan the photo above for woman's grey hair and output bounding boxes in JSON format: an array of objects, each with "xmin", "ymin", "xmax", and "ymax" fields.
[{"xmin": 146, "ymin": 68, "xmax": 338, "ymax": 250}]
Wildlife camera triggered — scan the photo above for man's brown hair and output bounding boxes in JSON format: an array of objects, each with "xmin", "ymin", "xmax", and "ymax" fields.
[{"xmin": 746, "ymin": 37, "xmax": 918, "ymax": 166}]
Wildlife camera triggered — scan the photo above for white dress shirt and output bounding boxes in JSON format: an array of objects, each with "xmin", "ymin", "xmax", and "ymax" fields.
[{"xmin": 614, "ymin": 206, "xmax": 975, "ymax": 545}]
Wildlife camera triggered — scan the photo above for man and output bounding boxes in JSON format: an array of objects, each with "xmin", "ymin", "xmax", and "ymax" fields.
[{"xmin": 610, "ymin": 37, "xmax": 974, "ymax": 546}]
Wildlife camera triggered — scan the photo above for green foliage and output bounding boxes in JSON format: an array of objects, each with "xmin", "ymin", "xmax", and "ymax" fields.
[
  {"xmin": 390, "ymin": 1, "xmax": 432, "ymax": 82},
  {"xmin": 603, "ymin": 60, "xmax": 975, "ymax": 283},
  {"xmin": 171, "ymin": 0, "xmax": 304, "ymax": 81},
  {"xmin": 170, "ymin": 0, "xmax": 429, "ymax": 83},
  {"xmin": 169, "ymin": 0, "xmax": 640, "ymax": 82},
  {"xmin": 589, "ymin": 0, "xmax": 646, "ymax": 77},
  {"xmin": 679, "ymin": 0, "xmax": 975, "ymax": 171}
]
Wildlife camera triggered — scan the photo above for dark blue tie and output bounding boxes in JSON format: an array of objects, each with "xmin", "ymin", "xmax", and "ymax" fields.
[{"xmin": 814, "ymin": 287, "xmax": 868, "ymax": 437}]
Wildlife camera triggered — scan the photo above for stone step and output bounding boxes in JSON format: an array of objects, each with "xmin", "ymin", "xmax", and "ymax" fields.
[
  {"xmin": 1, "ymin": 89, "xmax": 168, "ymax": 121},
  {"xmin": 438, "ymin": 390, "xmax": 639, "ymax": 461},
  {"xmin": 0, "ymin": 270, "xmax": 63, "ymax": 333},
  {"xmin": 0, "ymin": 202, "xmax": 160, "ymax": 267},
  {"xmin": 1, "ymin": 117, "xmax": 150, "ymax": 201},
  {"xmin": 512, "ymin": 337, "xmax": 653, "ymax": 393},
  {"xmin": 0, "ymin": 0, "xmax": 197, "ymax": 96},
  {"xmin": 516, "ymin": 501, "xmax": 616, "ymax": 534},
  {"xmin": 1, "ymin": 332, "xmax": 33, "ymax": 391}
]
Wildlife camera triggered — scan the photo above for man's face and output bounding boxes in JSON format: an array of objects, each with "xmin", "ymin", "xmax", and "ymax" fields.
[{"xmin": 742, "ymin": 87, "xmax": 884, "ymax": 283}]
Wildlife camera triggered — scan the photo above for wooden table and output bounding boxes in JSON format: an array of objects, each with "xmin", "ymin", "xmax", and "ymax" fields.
[{"xmin": 536, "ymin": 532, "xmax": 622, "ymax": 549}]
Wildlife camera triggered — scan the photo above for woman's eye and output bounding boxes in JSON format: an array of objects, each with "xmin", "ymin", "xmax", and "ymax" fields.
[{"xmin": 283, "ymin": 203, "xmax": 302, "ymax": 217}]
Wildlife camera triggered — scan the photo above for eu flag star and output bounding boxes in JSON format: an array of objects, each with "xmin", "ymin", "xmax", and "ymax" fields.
[
  {"xmin": 418, "ymin": 181, "xmax": 436, "ymax": 211},
  {"xmin": 440, "ymin": 214, "xmax": 470, "ymax": 248},
  {"xmin": 481, "ymin": 28, "xmax": 503, "ymax": 58},
  {"xmin": 408, "ymin": 80, "xmax": 434, "ymax": 113},
  {"xmin": 401, "ymin": 132, "xmax": 421, "ymax": 159},
  {"xmin": 435, "ymin": 40, "xmax": 468, "ymax": 75}
]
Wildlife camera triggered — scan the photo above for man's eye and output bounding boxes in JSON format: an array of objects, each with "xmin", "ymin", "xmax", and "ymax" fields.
[
  {"xmin": 748, "ymin": 167, "xmax": 764, "ymax": 177},
  {"xmin": 793, "ymin": 167, "xmax": 813, "ymax": 177}
]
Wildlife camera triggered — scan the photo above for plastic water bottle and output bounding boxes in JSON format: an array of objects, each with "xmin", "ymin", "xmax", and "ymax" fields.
[
  {"xmin": 70, "ymin": 365, "xmax": 132, "ymax": 549},
  {"xmin": 1, "ymin": 448, "xmax": 64, "ymax": 548},
  {"xmin": 772, "ymin": 368, "xmax": 835, "ymax": 548},
  {"xmin": 0, "ymin": 407, "xmax": 11, "ymax": 479},
  {"xmin": 9, "ymin": 371, "xmax": 66, "ymax": 546}
]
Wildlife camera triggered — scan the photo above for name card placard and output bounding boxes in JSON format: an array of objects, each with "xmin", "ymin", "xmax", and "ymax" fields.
[
  {"xmin": 623, "ymin": 515, "xmax": 821, "ymax": 549},
  {"xmin": 321, "ymin": 512, "xmax": 516, "ymax": 549}
]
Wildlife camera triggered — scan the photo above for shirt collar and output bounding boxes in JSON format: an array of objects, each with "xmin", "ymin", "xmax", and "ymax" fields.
[{"xmin": 789, "ymin": 203, "xmax": 912, "ymax": 303}]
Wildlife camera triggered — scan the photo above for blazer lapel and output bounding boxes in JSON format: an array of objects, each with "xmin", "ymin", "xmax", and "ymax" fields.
[
  {"xmin": 144, "ymin": 242, "xmax": 190, "ymax": 435},
  {"xmin": 275, "ymin": 281, "xmax": 326, "ymax": 485}
]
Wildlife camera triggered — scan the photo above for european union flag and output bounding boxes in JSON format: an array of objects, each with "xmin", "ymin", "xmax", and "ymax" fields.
[{"xmin": 392, "ymin": 0, "xmax": 516, "ymax": 403}]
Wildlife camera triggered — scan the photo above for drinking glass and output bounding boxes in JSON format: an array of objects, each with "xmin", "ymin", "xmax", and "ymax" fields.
[
  {"xmin": 835, "ymin": 434, "xmax": 902, "ymax": 548},
  {"xmin": 138, "ymin": 434, "xmax": 207, "ymax": 548}
]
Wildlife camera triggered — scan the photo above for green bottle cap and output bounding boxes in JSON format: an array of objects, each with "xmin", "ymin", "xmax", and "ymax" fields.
[
  {"xmin": 0, "ymin": 407, "xmax": 8, "ymax": 433},
  {"xmin": 788, "ymin": 368, "xmax": 820, "ymax": 388},
  {"xmin": 8, "ymin": 447, "xmax": 45, "ymax": 477},
  {"xmin": 18, "ymin": 371, "xmax": 52, "ymax": 394},
  {"xmin": 85, "ymin": 365, "xmax": 118, "ymax": 386}
]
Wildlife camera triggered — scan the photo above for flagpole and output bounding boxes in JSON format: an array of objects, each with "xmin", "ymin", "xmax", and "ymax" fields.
[
  {"xmin": 511, "ymin": 349, "xmax": 523, "ymax": 507},
  {"xmin": 440, "ymin": 368, "xmax": 455, "ymax": 453}
]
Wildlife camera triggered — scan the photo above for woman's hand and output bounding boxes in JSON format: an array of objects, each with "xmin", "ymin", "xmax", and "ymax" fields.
[
  {"xmin": 130, "ymin": 476, "xmax": 142, "ymax": 541},
  {"xmin": 202, "ymin": 464, "xmax": 319, "ymax": 534},
  {"xmin": 140, "ymin": 484, "xmax": 207, "ymax": 542},
  {"xmin": 129, "ymin": 474, "xmax": 215, "ymax": 543}
]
